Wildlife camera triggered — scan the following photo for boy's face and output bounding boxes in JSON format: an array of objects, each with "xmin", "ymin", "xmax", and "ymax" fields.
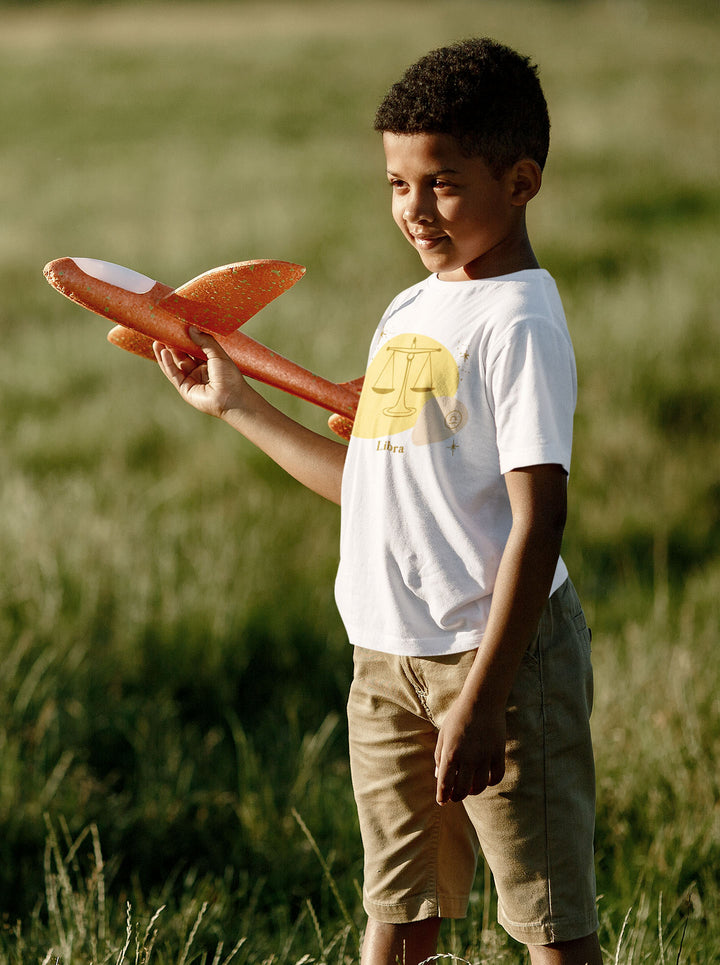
[{"xmin": 383, "ymin": 132, "xmax": 531, "ymax": 281}]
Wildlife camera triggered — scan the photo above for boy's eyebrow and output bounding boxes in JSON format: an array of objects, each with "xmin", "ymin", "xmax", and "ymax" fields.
[{"xmin": 386, "ymin": 167, "xmax": 462, "ymax": 178}]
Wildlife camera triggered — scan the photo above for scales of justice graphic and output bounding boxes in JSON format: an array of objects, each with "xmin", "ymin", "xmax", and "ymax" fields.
[{"xmin": 372, "ymin": 338, "xmax": 442, "ymax": 417}]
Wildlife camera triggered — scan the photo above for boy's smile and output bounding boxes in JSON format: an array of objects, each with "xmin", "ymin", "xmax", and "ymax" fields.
[{"xmin": 383, "ymin": 132, "xmax": 539, "ymax": 281}]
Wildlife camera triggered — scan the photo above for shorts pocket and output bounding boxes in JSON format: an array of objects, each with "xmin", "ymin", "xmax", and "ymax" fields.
[{"xmin": 570, "ymin": 608, "xmax": 592, "ymax": 655}]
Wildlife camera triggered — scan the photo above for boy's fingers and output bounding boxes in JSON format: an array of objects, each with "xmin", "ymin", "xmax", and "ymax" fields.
[
  {"xmin": 153, "ymin": 340, "xmax": 189, "ymax": 367},
  {"xmin": 153, "ymin": 343, "xmax": 177, "ymax": 375},
  {"xmin": 187, "ymin": 325, "xmax": 211, "ymax": 345},
  {"xmin": 434, "ymin": 758, "xmax": 446, "ymax": 804},
  {"xmin": 187, "ymin": 327, "xmax": 229, "ymax": 359},
  {"xmin": 437, "ymin": 754, "xmax": 503, "ymax": 803},
  {"xmin": 436, "ymin": 774, "xmax": 451, "ymax": 805},
  {"xmin": 435, "ymin": 758, "xmax": 459, "ymax": 805},
  {"xmin": 450, "ymin": 764, "xmax": 476, "ymax": 802}
]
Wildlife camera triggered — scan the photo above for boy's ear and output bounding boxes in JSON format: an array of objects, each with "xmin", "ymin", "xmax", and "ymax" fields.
[{"xmin": 509, "ymin": 159, "xmax": 542, "ymax": 206}]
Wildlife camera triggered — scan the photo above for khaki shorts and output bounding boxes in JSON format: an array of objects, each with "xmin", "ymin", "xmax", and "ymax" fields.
[{"xmin": 347, "ymin": 579, "xmax": 598, "ymax": 946}]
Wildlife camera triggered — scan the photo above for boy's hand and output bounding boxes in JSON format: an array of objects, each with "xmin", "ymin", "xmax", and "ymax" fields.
[
  {"xmin": 153, "ymin": 328, "xmax": 249, "ymax": 420},
  {"xmin": 154, "ymin": 326, "xmax": 347, "ymax": 504},
  {"xmin": 434, "ymin": 694, "xmax": 506, "ymax": 804}
]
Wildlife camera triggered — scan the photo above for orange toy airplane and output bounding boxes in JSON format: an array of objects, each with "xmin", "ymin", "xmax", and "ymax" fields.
[{"xmin": 43, "ymin": 256, "xmax": 361, "ymax": 439}]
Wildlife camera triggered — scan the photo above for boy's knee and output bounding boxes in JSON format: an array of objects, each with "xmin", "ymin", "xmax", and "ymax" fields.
[
  {"xmin": 527, "ymin": 931, "xmax": 602, "ymax": 965},
  {"xmin": 361, "ymin": 917, "xmax": 442, "ymax": 965}
]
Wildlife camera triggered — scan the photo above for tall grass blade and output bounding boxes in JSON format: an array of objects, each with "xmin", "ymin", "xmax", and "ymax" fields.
[
  {"xmin": 116, "ymin": 903, "xmax": 132, "ymax": 965},
  {"xmin": 305, "ymin": 898, "xmax": 323, "ymax": 957},
  {"xmin": 92, "ymin": 824, "xmax": 107, "ymax": 948},
  {"xmin": 292, "ymin": 808, "xmax": 360, "ymax": 949},
  {"xmin": 177, "ymin": 901, "xmax": 208, "ymax": 965},
  {"xmin": 138, "ymin": 905, "xmax": 166, "ymax": 965},
  {"xmin": 675, "ymin": 916, "xmax": 689, "ymax": 965},
  {"xmin": 658, "ymin": 893, "xmax": 665, "ymax": 965},
  {"xmin": 614, "ymin": 906, "xmax": 633, "ymax": 965},
  {"xmin": 220, "ymin": 936, "xmax": 247, "ymax": 965}
]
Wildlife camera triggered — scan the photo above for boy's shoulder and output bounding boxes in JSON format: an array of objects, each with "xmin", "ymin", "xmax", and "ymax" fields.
[
  {"xmin": 387, "ymin": 269, "xmax": 562, "ymax": 322},
  {"xmin": 377, "ymin": 270, "xmax": 569, "ymax": 360}
]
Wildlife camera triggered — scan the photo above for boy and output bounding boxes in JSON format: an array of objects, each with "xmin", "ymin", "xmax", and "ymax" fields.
[{"xmin": 154, "ymin": 38, "xmax": 601, "ymax": 965}]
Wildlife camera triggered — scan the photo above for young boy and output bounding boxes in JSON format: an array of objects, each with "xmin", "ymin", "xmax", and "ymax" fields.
[{"xmin": 153, "ymin": 38, "xmax": 601, "ymax": 965}]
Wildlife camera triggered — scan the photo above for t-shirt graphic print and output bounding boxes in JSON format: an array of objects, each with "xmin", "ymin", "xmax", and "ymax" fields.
[{"xmin": 351, "ymin": 333, "xmax": 469, "ymax": 446}]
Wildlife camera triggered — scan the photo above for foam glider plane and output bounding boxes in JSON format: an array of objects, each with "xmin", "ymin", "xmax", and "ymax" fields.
[{"xmin": 43, "ymin": 256, "xmax": 361, "ymax": 439}]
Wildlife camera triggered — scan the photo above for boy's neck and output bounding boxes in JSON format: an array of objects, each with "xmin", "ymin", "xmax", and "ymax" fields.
[{"xmin": 444, "ymin": 233, "xmax": 539, "ymax": 282}]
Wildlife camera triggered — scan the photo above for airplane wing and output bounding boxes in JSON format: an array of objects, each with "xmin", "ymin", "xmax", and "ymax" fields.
[
  {"xmin": 159, "ymin": 260, "xmax": 306, "ymax": 334},
  {"xmin": 107, "ymin": 324, "xmax": 156, "ymax": 360}
]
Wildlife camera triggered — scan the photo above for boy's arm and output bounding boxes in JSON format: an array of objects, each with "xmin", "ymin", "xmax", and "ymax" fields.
[
  {"xmin": 434, "ymin": 463, "xmax": 567, "ymax": 804},
  {"xmin": 153, "ymin": 328, "xmax": 347, "ymax": 505}
]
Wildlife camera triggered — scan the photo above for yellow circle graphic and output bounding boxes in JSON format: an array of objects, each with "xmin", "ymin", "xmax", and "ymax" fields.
[{"xmin": 352, "ymin": 334, "xmax": 459, "ymax": 439}]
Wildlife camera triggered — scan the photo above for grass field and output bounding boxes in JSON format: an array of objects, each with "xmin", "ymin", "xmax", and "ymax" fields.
[{"xmin": 1, "ymin": 1, "xmax": 719, "ymax": 961}]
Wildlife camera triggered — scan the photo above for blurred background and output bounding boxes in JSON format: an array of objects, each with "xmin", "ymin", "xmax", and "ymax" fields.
[{"xmin": 1, "ymin": 1, "xmax": 718, "ymax": 961}]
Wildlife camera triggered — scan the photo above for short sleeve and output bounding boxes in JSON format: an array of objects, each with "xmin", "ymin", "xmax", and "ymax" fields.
[{"xmin": 488, "ymin": 317, "xmax": 577, "ymax": 475}]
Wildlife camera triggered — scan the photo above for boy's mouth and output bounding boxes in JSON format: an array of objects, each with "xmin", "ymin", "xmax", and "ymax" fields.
[{"xmin": 411, "ymin": 233, "xmax": 446, "ymax": 250}]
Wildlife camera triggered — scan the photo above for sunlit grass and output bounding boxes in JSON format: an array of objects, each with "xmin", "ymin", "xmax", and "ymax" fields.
[{"xmin": 1, "ymin": 0, "xmax": 719, "ymax": 961}]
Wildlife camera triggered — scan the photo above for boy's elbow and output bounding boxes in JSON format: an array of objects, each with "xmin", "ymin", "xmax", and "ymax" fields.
[
  {"xmin": 542, "ymin": 484, "xmax": 567, "ymax": 549},
  {"xmin": 548, "ymin": 498, "xmax": 567, "ymax": 538}
]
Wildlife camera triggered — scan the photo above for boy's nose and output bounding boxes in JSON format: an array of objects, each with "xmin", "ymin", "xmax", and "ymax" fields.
[
  {"xmin": 401, "ymin": 187, "xmax": 435, "ymax": 225},
  {"xmin": 403, "ymin": 202, "xmax": 433, "ymax": 225}
]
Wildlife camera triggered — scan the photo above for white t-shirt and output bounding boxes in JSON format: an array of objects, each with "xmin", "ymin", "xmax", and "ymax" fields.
[{"xmin": 334, "ymin": 269, "xmax": 577, "ymax": 657}]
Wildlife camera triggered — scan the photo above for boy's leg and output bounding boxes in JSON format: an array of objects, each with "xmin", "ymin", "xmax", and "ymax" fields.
[
  {"xmin": 347, "ymin": 648, "xmax": 480, "ymax": 934},
  {"xmin": 527, "ymin": 931, "xmax": 602, "ymax": 965},
  {"xmin": 447, "ymin": 579, "xmax": 598, "ymax": 947},
  {"xmin": 361, "ymin": 917, "xmax": 442, "ymax": 965}
]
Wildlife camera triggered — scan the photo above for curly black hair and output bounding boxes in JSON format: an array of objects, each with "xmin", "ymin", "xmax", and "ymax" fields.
[{"xmin": 374, "ymin": 38, "xmax": 550, "ymax": 177}]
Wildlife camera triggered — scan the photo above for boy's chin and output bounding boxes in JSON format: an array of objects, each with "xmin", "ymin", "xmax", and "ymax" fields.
[
  {"xmin": 423, "ymin": 256, "xmax": 468, "ymax": 281},
  {"xmin": 417, "ymin": 253, "xmax": 462, "ymax": 277}
]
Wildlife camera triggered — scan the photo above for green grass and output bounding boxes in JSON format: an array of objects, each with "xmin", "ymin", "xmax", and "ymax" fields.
[{"xmin": 1, "ymin": 0, "xmax": 719, "ymax": 961}]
